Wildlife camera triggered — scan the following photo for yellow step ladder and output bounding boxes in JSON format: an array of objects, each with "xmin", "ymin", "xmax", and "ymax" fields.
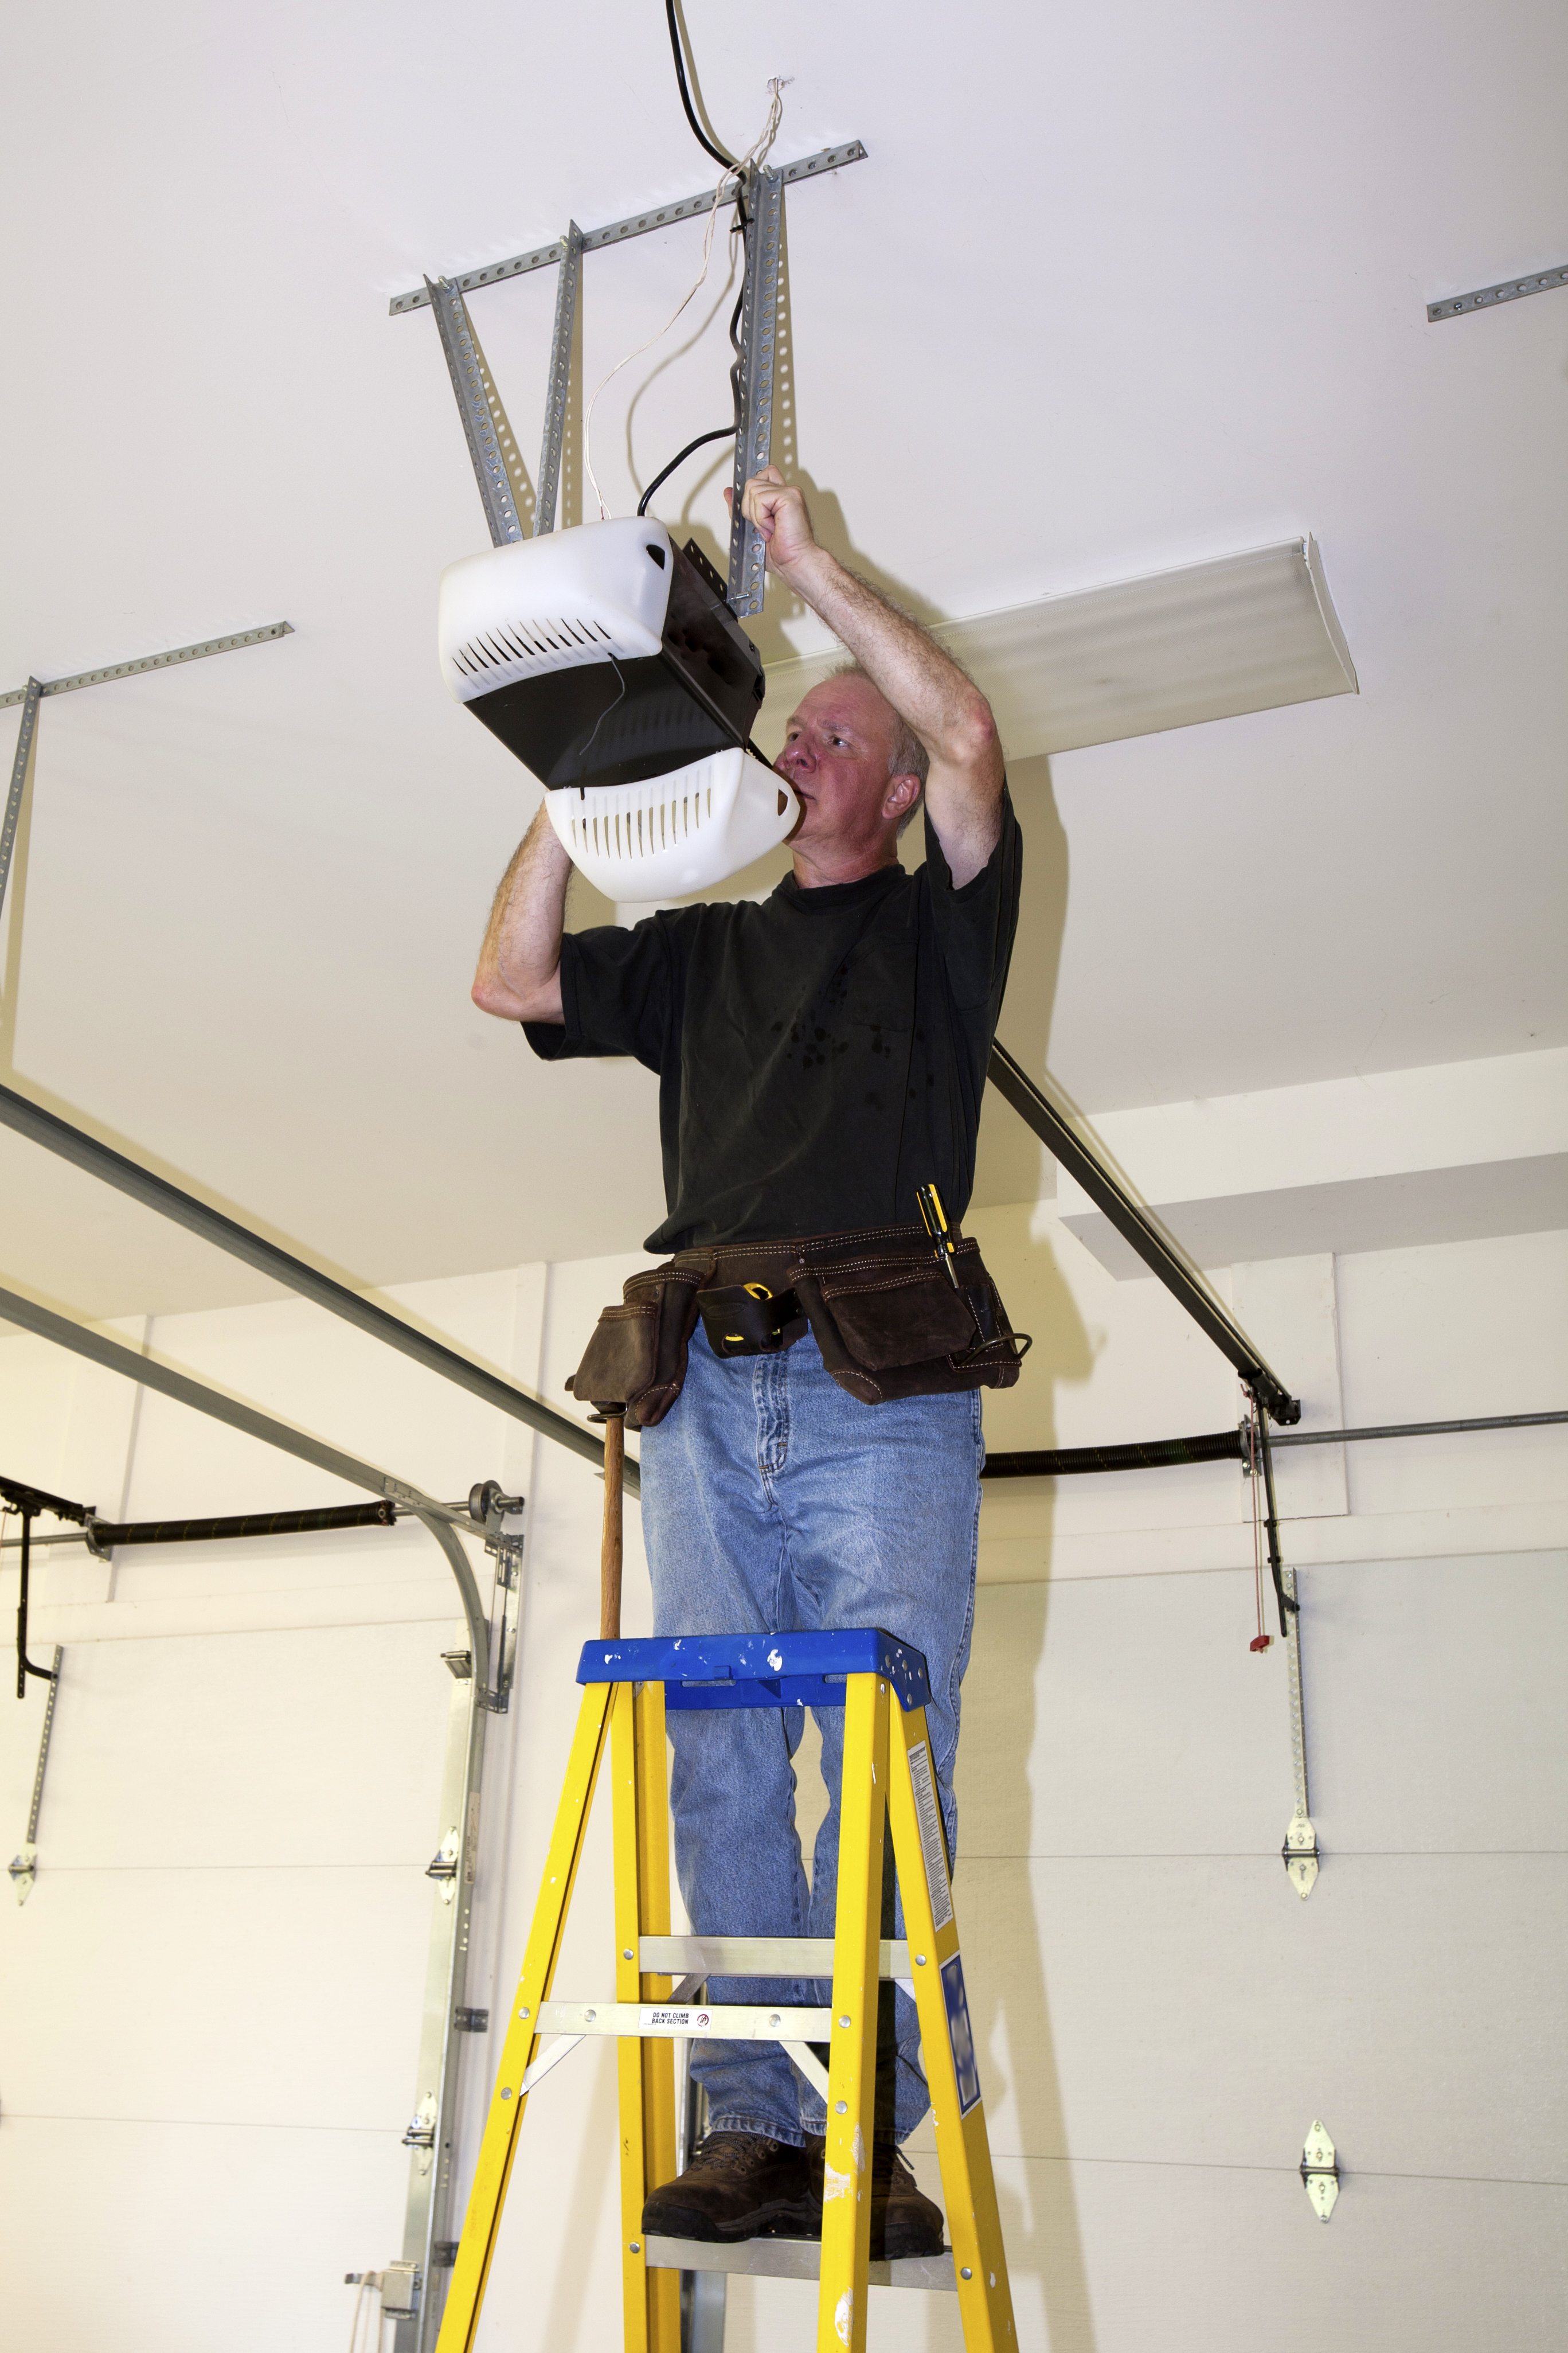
[{"xmin": 435, "ymin": 1626, "xmax": 1016, "ymax": 2353}]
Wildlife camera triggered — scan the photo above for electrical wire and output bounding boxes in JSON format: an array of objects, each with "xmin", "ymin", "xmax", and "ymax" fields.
[
  {"xmin": 576, "ymin": 656, "xmax": 629, "ymax": 763},
  {"xmin": 346, "ymin": 2274, "xmax": 382, "ymax": 2353},
  {"xmin": 583, "ymin": 76, "xmax": 785, "ymax": 521},
  {"xmin": 664, "ymin": 0, "xmax": 737, "ymax": 169},
  {"xmin": 636, "ymin": 424, "xmax": 736, "ymax": 517},
  {"xmin": 636, "ymin": 240, "xmax": 748, "ymax": 522}
]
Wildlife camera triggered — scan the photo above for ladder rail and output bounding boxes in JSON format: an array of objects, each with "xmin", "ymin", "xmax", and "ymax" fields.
[
  {"xmin": 435, "ymin": 1681, "xmax": 614, "ymax": 2353},
  {"xmin": 887, "ymin": 1703, "xmax": 1018, "ymax": 2350},
  {"xmin": 612, "ymin": 1678, "xmax": 682, "ymax": 2352},
  {"xmin": 817, "ymin": 1671, "xmax": 890, "ymax": 2352},
  {"xmin": 437, "ymin": 1634, "xmax": 1016, "ymax": 2351}
]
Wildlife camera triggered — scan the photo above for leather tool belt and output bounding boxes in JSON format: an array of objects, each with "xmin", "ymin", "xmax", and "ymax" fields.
[{"xmin": 566, "ymin": 1222, "xmax": 1030, "ymax": 1428}]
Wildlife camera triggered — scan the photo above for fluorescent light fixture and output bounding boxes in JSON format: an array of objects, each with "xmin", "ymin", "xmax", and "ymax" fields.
[{"xmin": 758, "ymin": 537, "xmax": 1356, "ymax": 761}]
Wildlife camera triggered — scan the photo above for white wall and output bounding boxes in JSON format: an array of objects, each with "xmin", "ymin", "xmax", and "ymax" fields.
[{"xmin": 1, "ymin": 1218, "xmax": 1563, "ymax": 2352}]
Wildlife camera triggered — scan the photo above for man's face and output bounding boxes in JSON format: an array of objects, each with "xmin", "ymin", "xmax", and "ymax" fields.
[{"xmin": 775, "ymin": 676, "xmax": 914, "ymax": 860}]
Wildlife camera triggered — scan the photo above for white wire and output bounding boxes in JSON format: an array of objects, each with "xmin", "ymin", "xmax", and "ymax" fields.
[
  {"xmin": 347, "ymin": 2273, "xmax": 382, "ymax": 2353},
  {"xmin": 582, "ymin": 76, "xmax": 789, "ymax": 521}
]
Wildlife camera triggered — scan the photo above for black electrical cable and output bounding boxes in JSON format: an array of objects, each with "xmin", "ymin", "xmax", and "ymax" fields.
[
  {"xmin": 727, "ymin": 272, "xmax": 746, "ymax": 434},
  {"xmin": 664, "ymin": 0, "xmax": 737, "ymax": 170},
  {"xmin": 637, "ymin": 426, "xmax": 737, "ymax": 517}
]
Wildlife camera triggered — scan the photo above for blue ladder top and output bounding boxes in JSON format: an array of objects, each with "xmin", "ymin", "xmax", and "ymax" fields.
[{"xmin": 576, "ymin": 1628, "xmax": 933, "ymax": 1714}]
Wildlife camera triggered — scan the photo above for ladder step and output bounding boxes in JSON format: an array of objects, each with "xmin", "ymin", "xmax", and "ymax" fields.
[
  {"xmin": 537, "ymin": 1999, "xmax": 832, "ymax": 2040},
  {"xmin": 644, "ymin": 2235, "xmax": 957, "ymax": 2293},
  {"xmin": 640, "ymin": 1934, "xmax": 914, "ymax": 1979}
]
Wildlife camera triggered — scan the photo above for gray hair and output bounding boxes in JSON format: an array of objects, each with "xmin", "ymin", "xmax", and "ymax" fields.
[{"xmin": 829, "ymin": 661, "xmax": 929, "ymax": 837}]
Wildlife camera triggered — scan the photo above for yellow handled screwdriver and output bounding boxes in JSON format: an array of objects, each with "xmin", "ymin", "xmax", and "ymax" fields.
[{"xmin": 917, "ymin": 1181, "xmax": 962, "ymax": 1290}]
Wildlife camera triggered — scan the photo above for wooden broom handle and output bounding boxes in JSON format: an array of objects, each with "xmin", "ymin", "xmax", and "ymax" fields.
[{"xmin": 600, "ymin": 1411, "xmax": 625, "ymax": 1640}]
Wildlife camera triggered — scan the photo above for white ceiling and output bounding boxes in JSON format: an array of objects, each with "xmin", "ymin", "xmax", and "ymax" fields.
[{"xmin": 1, "ymin": 1, "xmax": 1565, "ymax": 1317}]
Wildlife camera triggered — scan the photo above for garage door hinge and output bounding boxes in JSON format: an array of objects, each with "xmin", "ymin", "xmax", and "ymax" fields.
[
  {"xmin": 1282, "ymin": 1809, "xmax": 1319, "ymax": 1898},
  {"xmin": 1301, "ymin": 2120, "xmax": 1339, "ymax": 2219}
]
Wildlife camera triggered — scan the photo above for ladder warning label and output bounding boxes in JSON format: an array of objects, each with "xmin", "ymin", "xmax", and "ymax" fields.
[
  {"xmin": 940, "ymin": 1953, "xmax": 982, "ymax": 2116},
  {"xmin": 647, "ymin": 2009, "xmax": 710, "ymax": 2029},
  {"xmin": 906, "ymin": 1741, "xmax": 954, "ymax": 1931}
]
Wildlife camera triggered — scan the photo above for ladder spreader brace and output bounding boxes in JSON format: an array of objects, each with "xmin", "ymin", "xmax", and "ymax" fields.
[{"xmin": 435, "ymin": 1628, "xmax": 1017, "ymax": 2353}]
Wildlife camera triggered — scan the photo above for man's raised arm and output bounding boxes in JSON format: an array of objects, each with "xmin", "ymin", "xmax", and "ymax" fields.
[
  {"xmin": 734, "ymin": 468, "xmax": 1006, "ymax": 887},
  {"xmin": 471, "ymin": 802, "xmax": 570, "ymax": 1024}
]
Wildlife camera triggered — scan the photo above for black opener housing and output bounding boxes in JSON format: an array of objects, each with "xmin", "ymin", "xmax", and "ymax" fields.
[{"xmin": 467, "ymin": 539, "xmax": 767, "ymax": 790}]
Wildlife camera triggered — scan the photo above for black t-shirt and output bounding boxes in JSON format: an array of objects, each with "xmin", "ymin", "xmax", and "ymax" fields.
[{"xmin": 525, "ymin": 790, "xmax": 1022, "ymax": 1253}]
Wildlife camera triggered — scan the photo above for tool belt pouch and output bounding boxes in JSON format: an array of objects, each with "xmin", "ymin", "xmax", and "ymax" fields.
[
  {"xmin": 566, "ymin": 1229, "xmax": 1028, "ymax": 1424},
  {"xmin": 564, "ymin": 1269, "xmax": 703, "ymax": 1429},
  {"xmin": 791, "ymin": 1235, "xmax": 1028, "ymax": 1407},
  {"xmin": 695, "ymin": 1283, "xmax": 810, "ymax": 1361}
]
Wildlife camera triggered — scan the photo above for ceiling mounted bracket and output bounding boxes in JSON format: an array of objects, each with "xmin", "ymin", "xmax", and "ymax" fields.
[
  {"xmin": 398, "ymin": 145, "xmax": 865, "ymax": 618},
  {"xmin": 425, "ymin": 276, "xmax": 529, "ymax": 548},
  {"xmin": 1, "ymin": 625, "xmax": 293, "ymax": 927},
  {"xmin": 535, "ymin": 223, "xmax": 584, "ymax": 537},
  {"xmin": 0, "ymin": 680, "xmax": 41, "ymax": 930},
  {"xmin": 726, "ymin": 163, "xmax": 784, "ymax": 618},
  {"xmin": 0, "ymin": 623, "xmax": 294, "ymax": 713},
  {"xmin": 1427, "ymin": 262, "xmax": 1568, "ymax": 322},
  {"xmin": 386, "ymin": 144, "xmax": 866, "ymax": 315}
]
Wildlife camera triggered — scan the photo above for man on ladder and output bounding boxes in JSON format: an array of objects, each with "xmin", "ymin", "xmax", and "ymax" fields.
[{"xmin": 472, "ymin": 467, "xmax": 1023, "ymax": 2258}]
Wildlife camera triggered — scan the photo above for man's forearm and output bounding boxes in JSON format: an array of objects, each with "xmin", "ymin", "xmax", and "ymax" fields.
[
  {"xmin": 471, "ymin": 803, "xmax": 570, "ymax": 1023},
  {"xmin": 776, "ymin": 545, "xmax": 997, "ymax": 774}
]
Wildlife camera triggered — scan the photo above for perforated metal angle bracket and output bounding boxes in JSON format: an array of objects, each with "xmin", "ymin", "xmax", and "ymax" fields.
[
  {"xmin": 399, "ymin": 144, "xmax": 865, "ymax": 623},
  {"xmin": 0, "ymin": 679, "xmax": 40, "ymax": 929},
  {"xmin": 535, "ymin": 223, "xmax": 582, "ymax": 537},
  {"xmin": 1428, "ymin": 262, "xmax": 1568, "ymax": 322},
  {"xmin": 0, "ymin": 623, "xmax": 292, "ymax": 711},
  {"xmin": 727, "ymin": 163, "xmax": 784, "ymax": 618},
  {"xmin": 386, "ymin": 145, "xmax": 867, "ymax": 314},
  {"xmin": 425, "ymin": 277, "xmax": 529, "ymax": 547},
  {"xmin": 2, "ymin": 629, "xmax": 292, "ymax": 927},
  {"xmin": 8, "ymin": 1644, "xmax": 64, "ymax": 1906}
]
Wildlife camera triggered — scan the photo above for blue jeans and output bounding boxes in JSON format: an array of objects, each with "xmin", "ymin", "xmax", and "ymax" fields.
[{"xmin": 638, "ymin": 1323, "xmax": 983, "ymax": 2147}]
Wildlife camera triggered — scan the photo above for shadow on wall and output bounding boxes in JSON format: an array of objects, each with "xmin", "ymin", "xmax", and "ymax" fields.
[
  {"xmin": 973, "ymin": 750, "xmax": 1072, "ymax": 1211},
  {"xmin": 952, "ymin": 1208, "xmax": 1098, "ymax": 2353},
  {"xmin": 967, "ymin": 739, "xmax": 1100, "ymax": 2346}
]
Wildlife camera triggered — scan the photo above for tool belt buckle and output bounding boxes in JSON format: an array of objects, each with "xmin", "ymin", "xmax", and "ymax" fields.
[{"xmin": 697, "ymin": 1281, "xmax": 806, "ymax": 1360}]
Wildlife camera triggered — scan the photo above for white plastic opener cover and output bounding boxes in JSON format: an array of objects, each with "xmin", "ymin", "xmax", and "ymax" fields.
[
  {"xmin": 438, "ymin": 517, "xmax": 675, "ymax": 702},
  {"xmin": 545, "ymin": 748, "xmax": 799, "ymax": 901}
]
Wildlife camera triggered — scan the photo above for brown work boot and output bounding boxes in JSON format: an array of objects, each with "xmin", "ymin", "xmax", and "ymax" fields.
[
  {"xmin": 642, "ymin": 2131, "xmax": 817, "ymax": 2242},
  {"xmin": 803, "ymin": 2133, "xmax": 946, "ymax": 2258}
]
